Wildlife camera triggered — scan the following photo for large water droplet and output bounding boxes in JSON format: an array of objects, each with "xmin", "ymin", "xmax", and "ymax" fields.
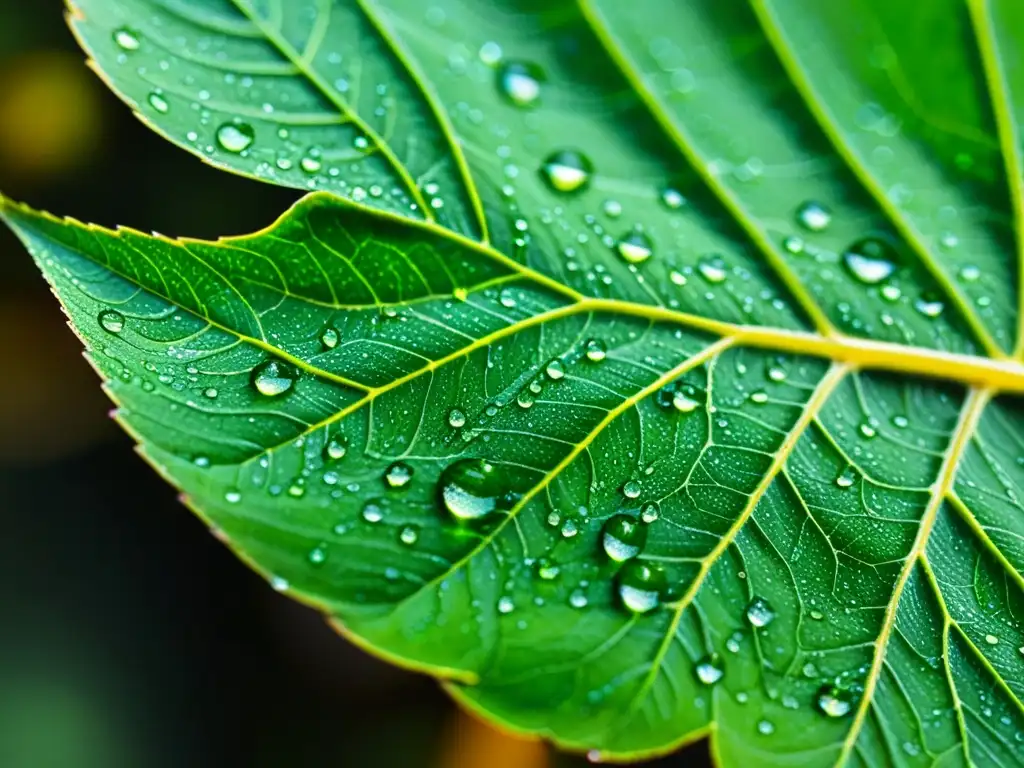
[
  {"xmin": 816, "ymin": 685, "xmax": 855, "ymax": 717},
  {"xmin": 695, "ymin": 654, "xmax": 724, "ymax": 685},
  {"xmin": 251, "ymin": 359, "xmax": 299, "ymax": 396},
  {"xmin": 98, "ymin": 309, "xmax": 125, "ymax": 334},
  {"xmin": 324, "ymin": 437, "xmax": 347, "ymax": 461},
  {"xmin": 440, "ymin": 458, "xmax": 507, "ymax": 521},
  {"xmin": 584, "ymin": 339, "xmax": 607, "ymax": 362},
  {"xmin": 497, "ymin": 61, "xmax": 544, "ymax": 107},
  {"xmin": 384, "ymin": 461, "xmax": 413, "ymax": 489},
  {"xmin": 540, "ymin": 150, "xmax": 592, "ymax": 193},
  {"xmin": 545, "ymin": 359, "xmax": 566, "ymax": 380},
  {"xmin": 448, "ymin": 408, "xmax": 467, "ymax": 428},
  {"xmin": 113, "ymin": 27, "xmax": 140, "ymax": 51},
  {"xmin": 622, "ymin": 480, "xmax": 641, "ymax": 499},
  {"xmin": 216, "ymin": 122, "xmax": 255, "ymax": 153},
  {"xmin": 362, "ymin": 500, "xmax": 384, "ymax": 523},
  {"xmin": 601, "ymin": 514, "xmax": 647, "ymax": 562},
  {"xmin": 746, "ymin": 596, "xmax": 775, "ymax": 628},
  {"xmin": 617, "ymin": 230, "xmax": 653, "ymax": 264},
  {"xmin": 796, "ymin": 201, "xmax": 832, "ymax": 232},
  {"xmin": 617, "ymin": 561, "xmax": 666, "ymax": 614},
  {"xmin": 842, "ymin": 238, "xmax": 897, "ymax": 284}
]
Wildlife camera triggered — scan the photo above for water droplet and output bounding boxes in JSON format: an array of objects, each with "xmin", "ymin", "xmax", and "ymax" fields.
[
  {"xmin": 399, "ymin": 525, "xmax": 419, "ymax": 545},
  {"xmin": 251, "ymin": 359, "xmax": 299, "ymax": 396},
  {"xmin": 673, "ymin": 390, "xmax": 700, "ymax": 413},
  {"xmin": 697, "ymin": 254, "xmax": 727, "ymax": 283},
  {"xmin": 545, "ymin": 359, "xmax": 566, "ymax": 380},
  {"xmin": 113, "ymin": 27, "xmax": 140, "ymax": 51},
  {"xmin": 985, "ymin": 633, "xmax": 999, "ymax": 645},
  {"xmin": 270, "ymin": 576, "xmax": 289, "ymax": 592},
  {"xmin": 661, "ymin": 187, "xmax": 686, "ymax": 209},
  {"xmin": 914, "ymin": 295, "xmax": 944, "ymax": 318},
  {"xmin": 617, "ymin": 561, "xmax": 667, "ymax": 614},
  {"xmin": 308, "ymin": 545, "xmax": 327, "ymax": 566},
  {"xmin": 859, "ymin": 422, "xmax": 877, "ymax": 439},
  {"xmin": 300, "ymin": 154, "xmax": 322, "ymax": 174},
  {"xmin": 796, "ymin": 201, "xmax": 832, "ymax": 232},
  {"xmin": 569, "ymin": 589, "xmax": 588, "ymax": 609},
  {"xmin": 540, "ymin": 150, "xmax": 592, "ymax": 193},
  {"xmin": 617, "ymin": 230, "xmax": 653, "ymax": 264},
  {"xmin": 362, "ymin": 501, "xmax": 384, "ymax": 523},
  {"xmin": 448, "ymin": 408, "xmax": 467, "ymax": 428},
  {"xmin": 324, "ymin": 438, "xmax": 347, "ymax": 461},
  {"xmin": 835, "ymin": 466, "xmax": 857, "ymax": 488},
  {"xmin": 750, "ymin": 390, "xmax": 769, "ymax": 404},
  {"xmin": 959, "ymin": 264, "xmax": 981, "ymax": 282},
  {"xmin": 224, "ymin": 489, "xmax": 242, "ymax": 504},
  {"xmin": 891, "ymin": 414, "xmax": 909, "ymax": 429},
  {"xmin": 384, "ymin": 461, "xmax": 413, "ymax": 489},
  {"xmin": 439, "ymin": 458, "xmax": 507, "ymax": 521},
  {"xmin": 216, "ymin": 122, "xmax": 255, "ymax": 153},
  {"xmin": 584, "ymin": 339, "xmax": 607, "ymax": 362},
  {"xmin": 320, "ymin": 326, "xmax": 339, "ymax": 349},
  {"xmin": 623, "ymin": 480, "xmax": 641, "ymax": 499},
  {"xmin": 516, "ymin": 390, "xmax": 535, "ymax": 409},
  {"xmin": 602, "ymin": 199, "xmax": 622, "ymax": 218},
  {"xmin": 601, "ymin": 514, "xmax": 647, "ymax": 562},
  {"xmin": 669, "ymin": 270, "xmax": 687, "ymax": 286},
  {"xmin": 695, "ymin": 654, "xmax": 724, "ymax": 685},
  {"xmin": 147, "ymin": 91, "xmax": 169, "ymax": 113},
  {"xmin": 757, "ymin": 720, "xmax": 775, "ymax": 735},
  {"xmin": 497, "ymin": 61, "xmax": 543, "ymax": 107},
  {"xmin": 536, "ymin": 558, "xmax": 560, "ymax": 580},
  {"xmin": 767, "ymin": 365, "xmax": 787, "ymax": 382},
  {"xmin": 746, "ymin": 596, "xmax": 775, "ymax": 628},
  {"xmin": 842, "ymin": 238, "xmax": 897, "ymax": 284},
  {"xmin": 640, "ymin": 502, "xmax": 660, "ymax": 524},
  {"xmin": 497, "ymin": 595, "xmax": 515, "ymax": 614},
  {"xmin": 782, "ymin": 236, "xmax": 805, "ymax": 254},
  {"xmin": 479, "ymin": 41, "xmax": 502, "ymax": 65},
  {"xmin": 498, "ymin": 287, "xmax": 517, "ymax": 308},
  {"xmin": 98, "ymin": 309, "xmax": 125, "ymax": 334},
  {"xmin": 816, "ymin": 685, "xmax": 855, "ymax": 717}
]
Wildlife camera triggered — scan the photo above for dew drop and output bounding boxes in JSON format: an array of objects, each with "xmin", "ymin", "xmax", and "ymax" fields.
[
  {"xmin": 362, "ymin": 500, "xmax": 384, "ymax": 523},
  {"xmin": 842, "ymin": 238, "xmax": 898, "ymax": 284},
  {"xmin": 147, "ymin": 91, "xmax": 169, "ymax": 114},
  {"xmin": 497, "ymin": 596, "xmax": 515, "ymax": 614},
  {"xmin": 439, "ymin": 458, "xmax": 506, "ymax": 521},
  {"xmin": 113, "ymin": 27, "xmax": 141, "ymax": 51},
  {"xmin": 816, "ymin": 685, "xmax": 855, "ymax": 717},
  {"xmin": 224, "ymin": 489, "xmax": 242, "ymax": 504},
  {"xmin": 251, "ymin": 359, "xmax": 299, "ymax": 397},
  {"xmin": 782, "ymin": 236, "xmax": 805, "ymax": 254},
  {"xmin": 859, "ymin": 422, "xmax": 877, "ymax": 439},
  {"xmin": 308, "ymin": 545, "xmax": 327, "ymax": 566},
  {"xmin": 601, "ymin": 514, "xmax": 647, "ymax": 562},
  {"xmin": 497, "ymin": 61, "xmax": 544, "ymax": 107},
  {"xmin": 985, "ymin": 633, "xmax": 999, "ymax": 645},
  {"xmin": 673, "ymin": 390, "xmax": 700, "ymax": 413},
  {"xmin": 749, "ymin": 390, "xmax": 769, "ymax": 404},
  {"xmin": 695, "ymin": 654, "xmax": 724, "ymax": 685},
  {"xmin": 448, "ymin": 408, "xmax": 467, "ymax": 428},
  {"xmin": 757, "ymin": 720, "xmax": 775, "ymax": 736},
  {"xmin": 479, "ymin": 41, "xmax": 502, "ymax": 65},
  {"xmin": 516, "ymin": 390, "xmax": 535, "ymax": 409},
  {"xmin": 324, "ymin": 438, "xmax": 347, "ymax": 461},
  {"xmin": 602, "ymin": 199, "xmax": 622, "ymax": 218},
  {"xmin": 835, "ymin": 466, "xmax": 857, "ymax": 488},
  {"xmin": 746, "ymin": 596, "xmax": 775, "ymax": 628},
  {"xmin": 216, "ymin": 122, "xmax": 255, "ymax": 153},
  {"xmin": 796, "ymin": 201, "xmax": 832, "ymax": 232},
  {"xmin": 914, "ymin": 295, "xmax": 945, "ymax": 318},
  {"xmin": 545, "ymin": 359, "xmax": 566, "ymax": 380},
  {"xmin": 891, "ymin": 414, "xmax": 909, "ymax": 429},
  {"xmin": 661, "ymin": 187, "xmax": 686, "ymax": 210},
  {"xmin": 584, "ymin": 339, "xmax": 608, "ymax": 362},
  {"xmin": 697, "ymin": 254, "xmax": 727, "ymax": 283},
  {"xmin": 669, "ymin": 270, "xmax": 687, "ymax": 286},
  {"xmin": 98, "ymin": 309, "xmax": 125, "ymax": 334},
  {"xmin": 536, "ymin": 558, "xmax": 560, "ymax": 580},
  {"xmin": 540, "ymin": 150, "xmax": 592, "ymax": 193},
  {"xmin": 616, "ymin": 229, "xmax": 654, "ymax": 265},
  {"xmin": 616, "ymin": 561, "xmax": 667, "ymax": 614},
  {"xmin": 640, "ymin": 501, "xmax": 660, "ymax": 524},
  {"xmin": 300, "ymin": 154, "xmax": 322, "ymax": 174},
  {"xmin": 384, "ymin": 461, "xmax": 413, "ymax": 489},
  {"xmin": 320, "ymin": 326, "xmax": 339, "ymax": 349},
  {"xmin": 399, "ymin": 525, "xmax": 419, "ymax": 545},
  {"xmin": 959, "ymin": 264, "xmax": 981, "ymax": 283},
  {"xmin": 622, "ymin": 480, "xmax": 642, "ymax": 499}
]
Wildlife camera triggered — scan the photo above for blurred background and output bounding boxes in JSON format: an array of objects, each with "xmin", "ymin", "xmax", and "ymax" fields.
[{"xmin": 0, "ymin": 3, "xmax": 710, "ymax": 766}]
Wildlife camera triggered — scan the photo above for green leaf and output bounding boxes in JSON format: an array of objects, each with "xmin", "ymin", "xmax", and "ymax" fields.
[{"xmin": 5, "ymin": 0, "xmax": 1024, "ymax": 763}]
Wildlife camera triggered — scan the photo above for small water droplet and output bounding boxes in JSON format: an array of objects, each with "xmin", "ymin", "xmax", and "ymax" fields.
[
  {"xmin": 640, "ymin": 502, "xmax": 660, "ymax": 524},
  {"xmin": 300, "ymin": 154, "xmax": 322, "ymax": 174},
  {"xmin": 816, "ymin": 685, "xmax": 855, "ymax": 717},
  {"xmin": 602, "ymin": 199, "xmax": 622, "ymax": 218},
  {"xmin": 697, "ymin": 254, "xmax": 727, "ymax": 283},
  {"xmin": 617, "ymin": 561, "xmax": 666, "ymax": 614},
  {"xmin": 669, "ymin": 270, "xmax": 687, "ymax": 286},
  {"xmin": 497, "ymin": 595, "xmax": 515, "ymax": 614},
  {"xmin": 746, "ymin": 596, "xmax": 775, "ymax": 627},
  {"xmin": 384, "ymin": 461, "xmax": 413, "ymax": 489},
  {"xmin": 224, "ymin": 489, "xmax": 242, "ymax": 504},
  {"xmin": 216, "ymin": 122, "xmax": 255, "ymax": 153},
  {"xmin": 540, "ymin": 150, "xmax": 592, "ymax": 193},
  {"xmin": 439, "ymin": 458, "xmax": 508, "ymax": 521},
  {"xmin": 673, "ymin": 390, "xmax": 700, "ymax": 413},
  {"xmin": 985, "ymin": 633, "xmax": 999, "ymax": 645},
  {"xmin": 859, "ymin": 422, "xmax": 877, "ymax": 439},
  {"xmin": 695, "ymin": 654, "xmax": 724, "ymax": 685},
  {"xmin": 113, "ymin": 27, "xmax": 140, "ymax": 51},
  {"xmin": 782, "ymin": 236, "xmax": 805, "ymax": 254},
  {"xmin": 842, "ymin": 238, "xmax": 898, "ymax": 284},
  {"xmin": 448, "ymin": 408, "xmax": 467, "ymax": 428},
  {"xmin": 147, "ymin": 91, "xmax": 169, "ymax": 113},
  {"xmin": 584, "ymin": 339, "xmax": 607, "ymax": 362},
  {"xmin": 914, "ymin": 295, "xmax": 945, "ymax": 318},
  {"xmin": 959, "ymin": 264, "xmax": 981, "ymax": 282},
  {"xmin": 536, "ymin": 558, "xmax": 560, "ymax": 580},
  {"xmin": 545, "ymin": 359, "xmax": 566, "ymax": 380},
  {"xmin": 601, "ymin": 514, "xmax": 647, "ymax": 562},
  {"xmin": 362, "ymin": 500, "xmax": 384, "ymax": 523},
  {"xmin": 569, "ymin": 589, "xmax": 588, "ymax": 609},
  {"xmin": 479, "ymin": 41, "xmax": 503, "ymax": 66},
  {"xmin": 661, "ymin": 187, "xmax": 686, "ymax": 209},
  {"xmin": 324, "ymin": 438, "xmax": 347, "ymax": 461},
  {"xmin": 835, "ymin": 466, "xmax": 857, "ymax": 488},
  {"xmin": 98, "ymin": 309, "xmax": 125, "ymax": 334},
  {"xmin": 320, "ymin": 326, "xmax": 339, "ymax": 349},
  {"xmin": 757, "ymin": 720, "xmax": 775, "ymax": 735},
  {"xmin": 251, "ymin": 359, "xmax": 299, "ymax": 396},
  {"xmin": 308, "ymin": 545, "xmax": 327, "ymax": 566},
  {"xmin": 622, "ymin": 480, "xmax": 641, "ymax": 499},
  {"xmin": 399, "ymin": 525, "xmax": 419, "ymax": 545},
  {"xmin": 891, "ymin": 414, "xmax": 909, "ymax": 429},
  {"xmin": 796, "ymin": 201, "xmax": 832, "ymax": 232},
  {"xmin": 617, "ymin": 229, "xmax": 653, "ymax": 264},
  {"xmin": 497, "ymin": 61, "xmax": 544, "ymax": 107}
]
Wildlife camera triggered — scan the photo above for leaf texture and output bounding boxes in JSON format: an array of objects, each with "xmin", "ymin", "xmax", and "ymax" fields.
[{"xmin": 4, "ymin": 0, "xmax": 1024, "ymax": 764}]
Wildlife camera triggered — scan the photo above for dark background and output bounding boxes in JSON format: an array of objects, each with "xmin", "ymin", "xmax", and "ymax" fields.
[{"xmin": 0, "ymin": 3, "xmax": 711, "ymax": 766}]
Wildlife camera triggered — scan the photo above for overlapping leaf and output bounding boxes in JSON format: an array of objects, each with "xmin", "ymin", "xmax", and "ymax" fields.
[{"xmin": 3, "ymin": 0, "xmax": 1024, "ymax": 764}]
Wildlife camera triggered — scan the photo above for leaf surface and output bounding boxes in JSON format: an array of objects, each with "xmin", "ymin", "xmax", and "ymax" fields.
[{"xmin": 5, "ymin": 0, "xmax": 1024, "ymax": 763}]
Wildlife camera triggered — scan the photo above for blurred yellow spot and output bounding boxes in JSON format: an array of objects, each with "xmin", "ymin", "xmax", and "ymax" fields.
[
  {"xmin": 0, "ymin": 51, "xmax": 103, "ymax": 178},
  {"xmin": 438, "ymin": 708, "xmax": 549, "ymax": 768}
]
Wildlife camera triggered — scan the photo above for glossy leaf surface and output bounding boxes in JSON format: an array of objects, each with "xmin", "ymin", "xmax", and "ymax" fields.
[{"xmin": 4, "ymin": 0, "xmax": 1024, "ymax": 763}]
